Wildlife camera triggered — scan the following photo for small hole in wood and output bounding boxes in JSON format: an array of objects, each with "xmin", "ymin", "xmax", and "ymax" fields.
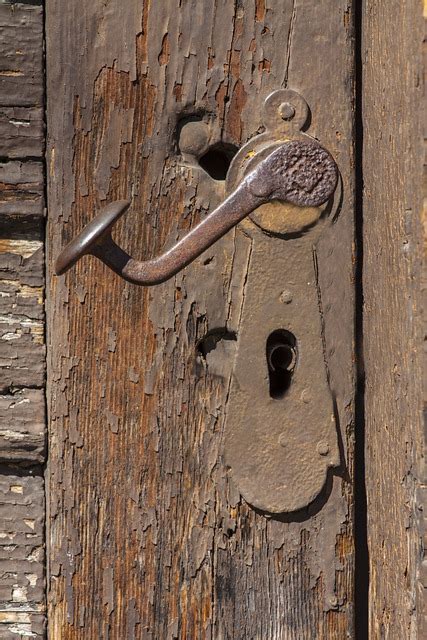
[{"xmin": 266, "ymin": 330, "xmax": 297, "ymax": 399}]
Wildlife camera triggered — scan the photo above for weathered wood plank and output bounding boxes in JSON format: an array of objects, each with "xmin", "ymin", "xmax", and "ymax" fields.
[
  {"xmin": 363, "ymin": 0, "xmax": 425, "ymax": 637},
  {"xmin": 0, "ymin": 473, "xmax": 45, "ymax": 639},
  {"xmin": 0, "ymin": 316, "xmax": 45, "ymax": 390},
  {"xmin": 0, "ymin": 3, "xmax": 43, "ymax": 108},
  {"xmin": 0, "ymin": 107, "xmax": 44, "ymax": 159},
  {"xmin": 47, "ymin": 0, "xmax": 356, "ymax": 637},
  {"xmin": 0, "ymin": 240, "xmax": 45, "ymax": 391},
  {"xmin": 0, "ymin": 2, "xmax": 47, "ymax": 639},
  {"xmin": 0, "ymin": 238, "xmax": 44, "ymax": 284},
  {"xmin": 420, "ymin": 16, "xmax": 427, "ymax": 638},
  {"xmin": 419, "ymin": 483, "xmax": 427, "ymax": 638},
  {"xmin": 0, "ymin": 162, "xmax": 45, "ymax": 221},
  {"xmin": 0, "ymin": 390, "xmax": 45, "ymax": 464}
]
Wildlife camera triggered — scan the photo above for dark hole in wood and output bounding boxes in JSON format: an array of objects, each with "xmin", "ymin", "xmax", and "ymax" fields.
[
  {"xmin": 266, "ymin": 329, "xmax": 297, "ymax": 399},
  {"xmin": 196, "ymin": 328, "xmax": 237, "ymax": 359},
  {"xmin": 198, "ymin": 144, "xmax": 237, "ymax": 181}
]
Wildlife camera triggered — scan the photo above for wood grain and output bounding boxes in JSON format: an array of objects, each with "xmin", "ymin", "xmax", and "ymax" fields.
[
  {"xmin": 46, "ymin": 0, "xmax": 356, "ymax": 637},
  {"xmin": 0, "ymin": 473, "xmax": 45, "ymax": 639},
  {"xmin": 420, "ymin": 14, "xmax": 427, "ymax": 637},
  {"xmin": 0, "ymin": 390, "xmax": 45, "ymax": 464},
  {"xmin": 0, "ymin": 107, "xmax": 44, "ymax": 159},
  {"xmin": 0, "ymin": 2, "xmax": 46, "ymax": 638},
  {"xmin": 362, "ymin": 0, "xmax": 425, "ymax": 637},
  {"xmin": 0, "ymin": 161, "xmax": 45, "ymax": 221},
  {"xmin": 0, "ymin": 3, "xmax": 44, "ymax": 107},
  {"xmin": 0, "ymin": 240, "xmax": 45, "ymax": 391}
]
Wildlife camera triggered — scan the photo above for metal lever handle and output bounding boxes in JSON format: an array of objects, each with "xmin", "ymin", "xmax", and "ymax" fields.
[{"xmin": 55, "ymin": 140, "xmax": 337, "ymax": 285}]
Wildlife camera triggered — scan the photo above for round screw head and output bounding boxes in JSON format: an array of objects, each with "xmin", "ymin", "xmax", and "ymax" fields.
[
  {"xmin": 278, "ymin": 102, "xmax": 296, "ymax": 121},
  {"xmin": 300, "ymin": 389, "xmax": 312, "ymax": 404},
  {"xmin": 278, "ymin": 432, "xmax": 287, "ymax": 448},
  {"xmin": 280, "ymin": 290, "xmax": 293, "ymax": 304},
  {"xmin": 317, "ymin": 441, "xmax": 330, "ymax": 456}
]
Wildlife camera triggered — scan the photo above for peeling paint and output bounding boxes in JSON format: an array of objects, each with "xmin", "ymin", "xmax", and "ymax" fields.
[{"xmin": 47, "ymin": 0, "xmax": 356, "ymax": 636}]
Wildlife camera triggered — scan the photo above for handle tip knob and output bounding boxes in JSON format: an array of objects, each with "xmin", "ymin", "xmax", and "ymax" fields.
[{"xmin": 55, "ymin": 200, "xmax": 131, "ymax": 275}]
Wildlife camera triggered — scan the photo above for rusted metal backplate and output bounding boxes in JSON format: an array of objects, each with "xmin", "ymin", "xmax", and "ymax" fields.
[
  {"xmin": 225, "ymin": 224, "xmax": 340, "ymax": 513},
  {"xmin": 224, "ymin": 90, "xmax": 341, "ymax": 513}
]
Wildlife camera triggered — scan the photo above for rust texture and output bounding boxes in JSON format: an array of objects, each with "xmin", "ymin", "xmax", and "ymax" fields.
[
  {"xmin": 0, "ymin": 2, "xmax": 46, "ymax": 638},
  {"xmin": 225, "ymin": 227, "xmax": 342, "ymax": 514},
  {"xmin": 46, "ymin": 0, "xmax": 356, "ymax": 637},
  {"xmin": 223, "ymin": 103, "xmax": 342, "ymax": 513}
]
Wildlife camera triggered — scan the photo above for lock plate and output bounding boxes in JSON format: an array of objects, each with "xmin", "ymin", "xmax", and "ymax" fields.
[
  {"xmin": 224, "ymin": 90, "xmax": 340, "ymax": 513},
  {"xmin": 224, "ymin": 231, "xmax": 340, "ymax": 513}
]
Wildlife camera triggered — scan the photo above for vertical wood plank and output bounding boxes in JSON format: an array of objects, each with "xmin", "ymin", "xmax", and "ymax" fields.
[
  {"xmin": 420, "ymin": 14, "xmax": 427, "ymax": 637},
  {"xmin": 46, "ymin": 1, "xmax": 356, "ymax": 637},
  {"xmin": 362, "ymin": 0, "xmax": 425, "ymax": 636},
  {"xmin": 0, "ymin": 474, "xmax": 45, "ymax": 639},
  {"xmin": 0, "ymin": 2, "xmax": 46, "ymax": 638}
]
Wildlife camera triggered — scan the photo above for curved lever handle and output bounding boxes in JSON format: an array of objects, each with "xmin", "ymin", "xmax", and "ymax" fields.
[{"xmin": 55, "ymin": 140, "xmax": 338, "ymax": 286}]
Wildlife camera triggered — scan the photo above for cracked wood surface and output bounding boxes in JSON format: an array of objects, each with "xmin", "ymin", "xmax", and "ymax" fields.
[
  {"xmin": 47, "ymin": 1, "xmax": 356, "ymax": 637},
  {"xmin": 421, "ymin": 14, "xmax": 427, "ymax": 637},
  {"xmin": 0, "ymin": 3, "xmax": 44, "ymax": 108},
  {"xmin": 363, "ymin": 1, "xmax": 425, "ymax": 637},
  {"xmin": 0, "ymin": 473, "xmax": 45, "ymax": 638},
  {"xmin": 0, "ymin": 2, "xmax": 46, "ymax": 638}
]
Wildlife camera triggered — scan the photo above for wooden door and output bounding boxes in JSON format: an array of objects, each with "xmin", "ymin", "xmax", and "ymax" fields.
[
  {"xmin": 0, "ymin": 0, "xmax": 424, "ymax": 638},
  {"xmin": 46, "ymin": 2, "xmax": 356, "ymax": 637}
]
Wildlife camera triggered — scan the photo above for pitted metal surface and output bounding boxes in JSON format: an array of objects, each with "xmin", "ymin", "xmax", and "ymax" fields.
[
  {"xmin": 224, "ymin": 231, "xmax": 340, "ymax": 513},
  {"xmin": 246, "ymin": 140, "xmax": 338, "ymax": 207},
  {"xmin": 223, "ymin": 89, "xmax": 341, "ymax": 513}
]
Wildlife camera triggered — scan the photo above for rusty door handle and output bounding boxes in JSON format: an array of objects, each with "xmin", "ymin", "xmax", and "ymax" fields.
[{"xmin": 55, "ymin": 140, "xmax": 338, "ymax": 285}]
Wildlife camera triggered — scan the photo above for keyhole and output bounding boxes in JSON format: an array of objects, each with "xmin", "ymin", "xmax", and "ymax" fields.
[{"xmin": 266, "ymin": 330, "xmax": 297, "ymax": 399}]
